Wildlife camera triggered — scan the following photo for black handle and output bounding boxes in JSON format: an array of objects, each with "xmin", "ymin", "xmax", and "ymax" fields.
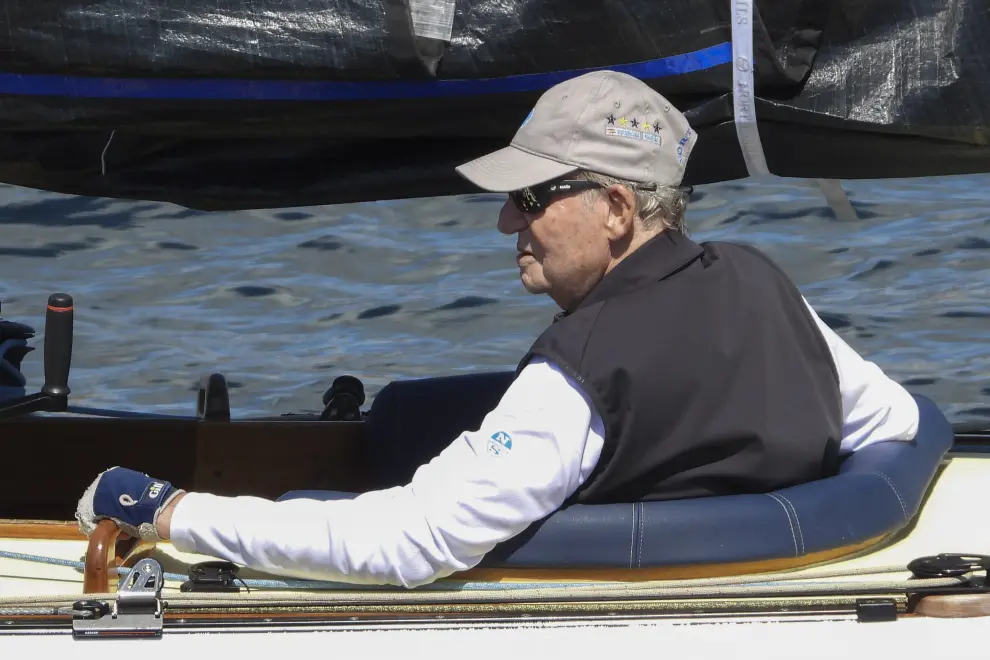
[
  {"xmin": 41, "ymin": 292, "xmax": 73, "ymax": 401},
  {"xmin": 320, "ymin": 375, "xmax": 366, "ymax": 421},
  {"xmin": 196, "ymin": 373, "xmax": 231, "ymax": 421},
  {"xmin": 322, "ymin": 375, "xmax": 366, "ymax": 407}
]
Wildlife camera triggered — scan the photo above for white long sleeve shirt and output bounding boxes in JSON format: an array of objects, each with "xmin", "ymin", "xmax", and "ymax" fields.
[{"xmin": 170, "ymin": 299, "xmax": 920, "ymax": 587}]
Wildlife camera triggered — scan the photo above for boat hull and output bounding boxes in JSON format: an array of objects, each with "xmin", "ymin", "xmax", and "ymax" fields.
[
  {"xmin": 2, "ymin": 616, "xmax": 986, "ymax": 660},
  {"xmin": 0, "ymin": 415, "xmax": 370, "ymax": 520},
  {"xmin": 0, "ymin": 452, "xmax": 990, "ymax": 597}
]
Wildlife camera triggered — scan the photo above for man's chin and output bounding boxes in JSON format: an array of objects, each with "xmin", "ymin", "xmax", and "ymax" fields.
[{"xmin": 519, "ymin": 273, "xmax": 550, "ymax": 295}]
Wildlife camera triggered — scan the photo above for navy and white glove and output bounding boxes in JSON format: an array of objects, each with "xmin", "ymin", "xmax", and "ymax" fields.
[{"xmin": 76, "ymin": 467, "xmax": 184, "ymax": 542}]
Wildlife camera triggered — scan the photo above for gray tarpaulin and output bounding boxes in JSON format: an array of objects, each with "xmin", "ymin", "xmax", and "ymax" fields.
[{"xmin": 0, "ymin": 0, "xmax": 985, "ymax": 210}]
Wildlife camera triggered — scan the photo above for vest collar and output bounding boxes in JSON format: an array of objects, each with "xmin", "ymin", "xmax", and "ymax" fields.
[{"xmin": 559, "ymin": 231, "xmax": 705, "ymax": 316}]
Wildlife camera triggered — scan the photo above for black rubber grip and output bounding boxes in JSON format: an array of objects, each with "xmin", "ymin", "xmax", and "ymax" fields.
[
  {"xmin": 42, "ymin": 292, "xmax": 73, "ymax": 398},
  {"xmin": 323, "ymin": 375, "xmax": 366, "ymax": 407}
]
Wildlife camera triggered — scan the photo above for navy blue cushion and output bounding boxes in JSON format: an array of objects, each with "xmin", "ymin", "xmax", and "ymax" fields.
[
  {"xmin": 281, "ymin": 372, "xmax": 952, "ymax": 568},
  {"xmin": 362, "ymin": 371, "xmax": 515, "ymax": 489}
]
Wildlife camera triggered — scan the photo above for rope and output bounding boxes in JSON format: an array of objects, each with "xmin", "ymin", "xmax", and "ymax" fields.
[
  {"xmin": 0, "ymin": 549, "xmax": 598, "ymax": 591},
  {"xmin": 0, "ymin": 549, "xmax": 189, "ymax": 584},
  {"xmin": 0, "ymin": 548, "xmax": 978, "ymax": 611},
  {"xmin": 0, "ymin": 593, "xmax": 114, "ymax": 607},
  {"xmin": 0, "ymin": 573, "xmax": 964, "ymax": 613},
  {"xmin": 164, "ymin": 575, "xmax": 964, "ymax": 608},
  {"xmin": 0, "ymin": 547, "xmax": 933, "ymax": 592},
  {"xmin": 0, "ymin": 606, "xmax": 86, "ymax": 617}
]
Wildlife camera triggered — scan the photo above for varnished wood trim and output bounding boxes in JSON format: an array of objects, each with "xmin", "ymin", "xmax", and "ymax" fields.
[
  {"xmin": 0, "ymin": 518, "xmax": 128, "ymax": 593},
  {"xmin": 0, "ymin": 520, "xmax": 86, "ymax": 540},
  {"xmin": 0, "ymin": 417, "xmax": 370, "ymax": 520},
  {"xmin": 914, "ymin": 593, "xmax": 990, "ymax": 618},
  {"xmin": 83, "ymin": 520, "xmax": 121, "ymax": 594},
  {"xmin": 456, "ymin": 535, "xmax": 889, "ymax": 583},
  {"xmin": 155, "ymin": 594, "xmax": 906, "ymax": 623},
  {"xmin": 4, "ymin": 520, "xmax": 885, "ymax": 586},
  {"xmin": 2, "ymin": 594, "xmax": 906, "ymax": 626}
]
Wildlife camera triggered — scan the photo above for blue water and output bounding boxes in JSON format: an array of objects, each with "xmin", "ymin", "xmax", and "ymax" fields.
[{"xmin": 0, "ymin": 174, "xmax": 988, "ymax": 423}]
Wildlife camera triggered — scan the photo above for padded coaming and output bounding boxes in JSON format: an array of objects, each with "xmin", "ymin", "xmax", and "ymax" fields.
[{"xmin": 281, "ymin": 372, "xmax": 951, "ymax": 568}]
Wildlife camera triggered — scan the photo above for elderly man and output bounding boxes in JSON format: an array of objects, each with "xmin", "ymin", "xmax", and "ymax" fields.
[{"xmin": 76, "ymin": 70, "xmax": 919, "ymax": 588}]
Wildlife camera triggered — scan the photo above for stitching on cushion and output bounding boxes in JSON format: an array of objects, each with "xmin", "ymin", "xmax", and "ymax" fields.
[
  {"xmin": 776, "ymin": 493, "xmax": 805, "ymax": 555},
  {"xmin": 637, "ymin": 502, "xmax": 645, "ymax": 569},
  {"xmin": 874, "ymin": 471, "xmax": 908, "ymax": 520},
  {"xmin": 629, "ymin": 504, "xmax": 636, "ymax": 568},
  {"xmin": 765, "ymin": 493, "xmax": 799, "ymax": 557}
]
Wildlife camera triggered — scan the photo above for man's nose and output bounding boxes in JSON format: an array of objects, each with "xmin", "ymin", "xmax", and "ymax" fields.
[{"xmin": 497, "ymin": 198, "xmax": 527, "ymax": 235}]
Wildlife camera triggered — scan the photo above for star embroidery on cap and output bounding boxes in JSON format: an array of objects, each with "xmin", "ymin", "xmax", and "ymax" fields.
[
  {"xmin": 630, "ymin": 118, "xmax": 639, "ymax": 128},
  {"xmin": 606, "ymin": 113, "xmax": 616, "ymax": 125},
  {"xmin": 653, "ymin": 122, "xmax": 662, "ymax": 133},
  {"xmin": 618, "ymin": 117, "xmax": 628, "ymax": 126}
]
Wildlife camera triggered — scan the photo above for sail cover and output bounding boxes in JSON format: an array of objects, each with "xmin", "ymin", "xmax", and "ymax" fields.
[{"xmin": 0, "ymin": 0, "xmax": 986, "ymax": 210}]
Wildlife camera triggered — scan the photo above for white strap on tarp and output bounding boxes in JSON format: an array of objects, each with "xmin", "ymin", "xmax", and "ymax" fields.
[
  {"xmin": 815, "ymin": 178, "xmax": 860, "ymax": 221},
  {"xmin": 730, "ymin": 0, "xmax": 770, "ymax": 177},
  {"xmin": 408, "ymin": 0, "xmax": 456, "ymax": 41},
  {"xmin": 730, "ymin": 0, "xmax": 858, "ymax": 220}
]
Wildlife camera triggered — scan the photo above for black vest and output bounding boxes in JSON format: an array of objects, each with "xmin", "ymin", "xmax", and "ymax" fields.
[{"xmin": 517, "ymin": 231, "xmax": 842, "ymax": 503}]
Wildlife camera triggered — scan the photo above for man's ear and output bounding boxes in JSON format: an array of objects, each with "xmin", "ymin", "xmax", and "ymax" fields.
[{"xmin": 603, "ymin": 184, "xmax": 637, "ymax": 241}]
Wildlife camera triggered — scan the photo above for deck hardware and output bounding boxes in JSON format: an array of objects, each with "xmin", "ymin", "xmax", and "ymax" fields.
[
  {"xmin": 0, "ymin": 293, "xmax": 73, "ymax": 420},
  {"xmin": 197, "ymin": 373, "xmax": 231, "ymax": 421},
  {"xmin": 320, "ymin": 375, "xmax": 365, "ymax": 421},
  {"xmin": 908, "ymin": 554, "xmax": 990, "ymax": 582},
  {"xmin": 855, "ymin": 598, "xmax": 898, "ymax": 622},
  {"xmin": 180, "ymin": 560, "xmax": 241, "ymax": 593},
  {"xmin": 72, "ymin": 557, "xmax": 164, "ymax": 639}
]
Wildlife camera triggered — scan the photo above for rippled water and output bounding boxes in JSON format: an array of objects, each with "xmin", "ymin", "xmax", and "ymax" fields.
[{"xmin": 1, "ymin": 175, "xmax": 988, "ymax": 423}]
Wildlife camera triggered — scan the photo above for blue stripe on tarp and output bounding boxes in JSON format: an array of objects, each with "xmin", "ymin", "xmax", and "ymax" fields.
[{"xmin": 0, "ymin": 42, "xmax": 731, "ymax": 101}]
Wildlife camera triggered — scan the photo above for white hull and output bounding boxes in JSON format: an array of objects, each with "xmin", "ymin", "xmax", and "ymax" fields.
[
  {"xmin": 3, "ymin": 456, "xmax": 990, "ymax": 653},
  {"xmin": 0, "ymin": 615, "xmax": 987, "ymax": 659}
]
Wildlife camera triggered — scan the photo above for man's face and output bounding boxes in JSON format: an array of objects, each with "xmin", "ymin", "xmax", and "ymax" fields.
[{"xmin": 497, "ymin": 185, "xmax": 613, "ymax": 311}]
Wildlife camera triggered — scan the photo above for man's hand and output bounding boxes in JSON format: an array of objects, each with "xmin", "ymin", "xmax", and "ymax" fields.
[{"xmin": 75, "ymin": 467, "xmax": 185, "ymax": 542}]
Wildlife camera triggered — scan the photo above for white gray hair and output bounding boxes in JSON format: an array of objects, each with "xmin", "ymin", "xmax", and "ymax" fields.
[{"xmin": 576, "ymin": 170, "xmax": 690, "ymax": 235}]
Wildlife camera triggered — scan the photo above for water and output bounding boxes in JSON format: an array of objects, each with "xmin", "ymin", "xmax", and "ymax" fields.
[{"xmin": 0, "ymin": 175, "xmax": 988, "ymax": 423}]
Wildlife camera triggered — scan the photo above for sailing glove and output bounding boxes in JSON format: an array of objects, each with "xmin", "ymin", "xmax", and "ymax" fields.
[{"xmin": 76, "ymin": 466, "xmax": 184, "ymax": 542}]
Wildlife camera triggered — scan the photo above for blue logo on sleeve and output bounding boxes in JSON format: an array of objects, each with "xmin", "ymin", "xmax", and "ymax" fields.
[{"xmin": 487, "ymin": 431, "xmax": 513, "ymax": 456}]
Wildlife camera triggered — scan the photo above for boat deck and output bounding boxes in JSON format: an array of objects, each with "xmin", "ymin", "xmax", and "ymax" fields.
[{"xmin": 1, "ymin": 454, "xmax": 987, "ymax": 600}]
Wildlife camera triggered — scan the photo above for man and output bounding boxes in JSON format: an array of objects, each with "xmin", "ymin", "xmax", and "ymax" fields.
[{"xmin": 76, "ymin": 70, "xmax": 919, "ymax": 588}]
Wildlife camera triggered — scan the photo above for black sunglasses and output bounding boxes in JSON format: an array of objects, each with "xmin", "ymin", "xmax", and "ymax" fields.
[
  {"xmin": 509, "ymin": 179, "xmax": 604, "ymax": 214},
  {"xmin": 509, "ymin": 178, "xmax": 669, "ymax": 214}
]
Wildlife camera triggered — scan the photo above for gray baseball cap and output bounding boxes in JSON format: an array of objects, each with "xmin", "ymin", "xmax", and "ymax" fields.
[{"xmin": 455, "ymin": 70, "xmax": 697, "ymax": 192}]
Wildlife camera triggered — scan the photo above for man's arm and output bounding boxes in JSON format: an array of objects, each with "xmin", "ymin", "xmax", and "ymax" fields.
[
  {"xmin": 802, "ymin": 297, "xmax": 919, "ymax": 453},
  {"xmin": 160, "ymin": 357, "xmax": 605, "ymax": 588}
]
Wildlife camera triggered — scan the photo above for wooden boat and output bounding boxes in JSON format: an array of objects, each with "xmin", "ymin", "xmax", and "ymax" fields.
[{"xmin": 1, "ymin": 294, "xmax": 989, "ymax": 655}]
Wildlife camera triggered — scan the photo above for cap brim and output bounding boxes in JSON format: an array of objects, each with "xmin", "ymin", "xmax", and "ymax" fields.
[{"xmin": 455, "ymin": 146, "xmax": 578, "ymax": 192}]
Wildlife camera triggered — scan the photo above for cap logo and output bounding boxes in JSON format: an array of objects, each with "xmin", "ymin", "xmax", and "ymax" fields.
[
  {"xmin": 605, "ymin": 114, "xmax": 662, "ymax": 145},
  {"xmin": 676, "ymin": 129, "xmax": 694, "ymax": 165}
]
